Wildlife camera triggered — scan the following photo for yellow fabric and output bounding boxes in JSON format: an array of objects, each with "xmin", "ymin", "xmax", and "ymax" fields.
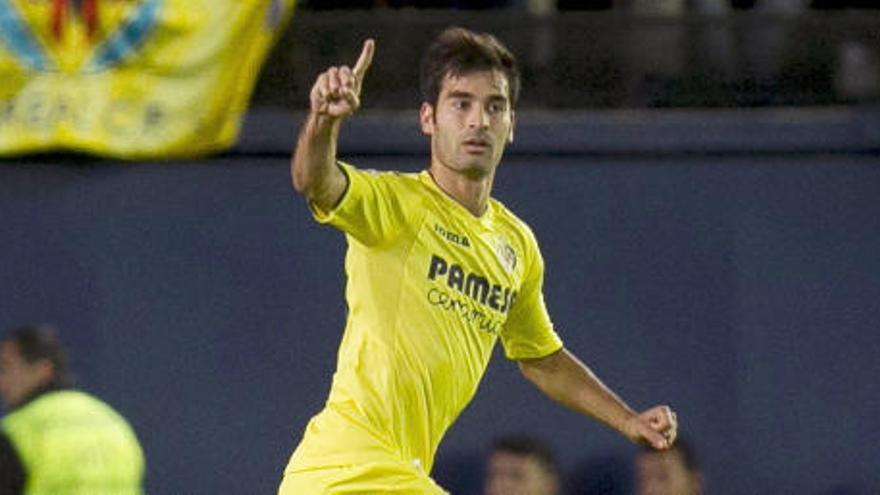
[
  {"xmin": 284, "ymin": 163, "xmax": 562, "ymax": 487},
  {"xmin": 279, "ymin": 458, "xmax": 448, "ymax": 495},
  {"xmin": 0, "ymin": 0, "xmax": 294, "ymax": 158},
  {"xmin": 2, "ymin": 390, "xmax": 144, "ymax": 495}
]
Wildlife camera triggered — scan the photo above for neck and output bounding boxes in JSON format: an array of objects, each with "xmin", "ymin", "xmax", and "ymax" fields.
[
  {"xmin": 8, "ymin": 378, "xmax": 70, "ymax": 412},
  {"xmin": 428, "ymin": 163, "xmax": 495, "ymax": 217}
]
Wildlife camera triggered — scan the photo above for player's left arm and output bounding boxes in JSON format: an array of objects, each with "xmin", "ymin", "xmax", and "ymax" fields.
[{"xmin": 517, "ymin": 348, "xmax": 678, "ymax": 450}]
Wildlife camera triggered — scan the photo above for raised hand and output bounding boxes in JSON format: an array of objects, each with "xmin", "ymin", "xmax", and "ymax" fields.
[{"xmin": 310, "ymin": 39, "xmax": 375, "ymax": 119}]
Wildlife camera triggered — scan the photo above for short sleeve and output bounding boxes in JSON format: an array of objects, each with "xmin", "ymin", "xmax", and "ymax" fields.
[
  {"xmin": 310, "ymin": 162, "xmax": 406, "ymax": 246},
  {"xmin": 499, "ymin": 241, "xmax": 563, "ymax": 360}
]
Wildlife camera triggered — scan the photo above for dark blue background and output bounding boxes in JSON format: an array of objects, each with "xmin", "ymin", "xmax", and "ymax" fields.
[{"xmin": 2, "ymin": 114, "xmax": 879, "ymax": 493}]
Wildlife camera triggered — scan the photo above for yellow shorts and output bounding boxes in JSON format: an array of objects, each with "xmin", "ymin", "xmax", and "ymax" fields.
[{"xmin": 278, "ymin": 461, "xmax": 449, "ymax": 495}]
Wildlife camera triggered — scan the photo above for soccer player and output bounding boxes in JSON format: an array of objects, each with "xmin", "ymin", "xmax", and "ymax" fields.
[{"xmin": 279, "ymin": 27, "xmax": 678, "ymax": 494}]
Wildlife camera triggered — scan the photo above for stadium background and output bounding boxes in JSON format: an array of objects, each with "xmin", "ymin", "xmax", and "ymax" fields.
[{"xmin": 2, "ymin": 5, "xmax": 880, "ymax": 494}]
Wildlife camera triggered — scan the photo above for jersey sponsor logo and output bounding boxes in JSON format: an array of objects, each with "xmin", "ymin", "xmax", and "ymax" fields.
[
  {"xmin": 427, "ymin": 287, "xmax": 501, "ymax": 335},
  {"xmin": 434, "ymin": 223, "xmax": 470, "ymax": 248},
  {"xmin": 427, "ymin": 254, "xmax": 517, "ymax": 314}
]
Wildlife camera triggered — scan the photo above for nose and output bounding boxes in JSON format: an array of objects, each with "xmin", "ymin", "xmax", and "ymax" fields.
[{"xmin": 468, "ymin": 105, "xmax": 490, "ymax": 130}]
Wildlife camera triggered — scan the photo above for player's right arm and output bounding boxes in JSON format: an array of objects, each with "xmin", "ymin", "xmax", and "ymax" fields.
[{"xmin": 291, "ymin": 39, "xmax": 375, "ymax": 212}]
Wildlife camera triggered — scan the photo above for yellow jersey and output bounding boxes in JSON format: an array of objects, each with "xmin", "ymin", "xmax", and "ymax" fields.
[{"xmin": 286, "ymin": 162, "xmax": 563, "ymax": 478}]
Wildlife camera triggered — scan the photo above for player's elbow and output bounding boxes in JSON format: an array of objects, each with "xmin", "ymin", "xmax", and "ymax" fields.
[
  {"xmin": 291, "ymin": 159, "xmax": 317, "ymax": 196},
  {"xmin": 292, "ymin": 173, "xmax": 329, "ymax": 207},
  {"xmin": 518, "ymin": 359, "xmax": 544, "ymax": 387},
  {"xmin": 291, "ymin": 167, "xmax": 309, "ymax": 195},
  {"xmin": 517, "ymin": 349, "xmax": 566, "ymax": 384}
]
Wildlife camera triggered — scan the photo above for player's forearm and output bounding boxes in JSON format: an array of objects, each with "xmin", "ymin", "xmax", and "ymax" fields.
[
  {"xmin": 519, "ymin": 348, "xmax": 637, "ymax": 435},
  {"xmin": 291, "ymin": 112, "xmax": 346, "ymax": 209}
]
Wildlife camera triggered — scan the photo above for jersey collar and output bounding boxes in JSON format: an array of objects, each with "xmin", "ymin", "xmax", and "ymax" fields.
[{"xmin": 419, "ymin": 170, "xmax": 496, "ymax": 227}]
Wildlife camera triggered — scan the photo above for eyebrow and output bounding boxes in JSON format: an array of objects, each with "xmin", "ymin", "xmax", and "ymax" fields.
[{"xmin": 445, "ymin": 91, "xmax": 508, "ymax": 103}]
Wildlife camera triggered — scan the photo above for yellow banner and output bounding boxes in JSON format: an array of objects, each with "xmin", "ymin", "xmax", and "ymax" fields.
[{"xmin": 0, "ymin": 0, "xmax": 294, "ymax": 158}]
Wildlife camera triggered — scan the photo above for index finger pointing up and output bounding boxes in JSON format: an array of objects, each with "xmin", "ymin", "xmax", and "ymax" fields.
[{"xmin": 353, "ymin": 39, "xmax": 375, "ymax": 79}]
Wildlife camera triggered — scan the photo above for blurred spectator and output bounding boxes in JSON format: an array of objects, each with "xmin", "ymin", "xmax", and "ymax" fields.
[
  {"xmin": 617, "ymin": 0, "xmax": 688, "ymax": 106},
  {"xmin": 808, "ymin": 0, "xmax": 880, "ymax": 102},
  {"xmin": 484, "ymin": 434, "xmax": 560, "ymax": 495},
  {"xmin": 724, "ymin": 0, "xmax": 808, "ymax": 104},
  {"xmin": 835, "ymin": 40, "xmax": 880, "ymax": 102},
  {"xmin": 0, "ymin": 325, "xmax": 144, "ymax": 494},
  {"xmin": 634, "ymin": 437, "xmax": 702, "ymax": 495}
]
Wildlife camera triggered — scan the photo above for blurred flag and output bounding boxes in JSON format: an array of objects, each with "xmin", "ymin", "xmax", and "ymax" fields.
[{"xmin": 0, "ymin": 0, "xmax": 295, "ymax": 158}]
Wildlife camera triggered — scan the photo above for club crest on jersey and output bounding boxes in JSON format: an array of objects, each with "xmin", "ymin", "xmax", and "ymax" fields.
[{"xmin": 491, "ymin": 236, "xmax": 517, "ymax": 274}]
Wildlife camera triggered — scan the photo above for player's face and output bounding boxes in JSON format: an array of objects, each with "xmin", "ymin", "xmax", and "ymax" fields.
[
  {"xmin": 635, "ymin": 450, "xmax": 701, "ymax": 495},
  {"xmin": 484, "ymin": 451, "xmax": 558, "ymax": 495},
  {"xmin": 0, "ymin": 341, "xmax": 50, "ymax": 409},
  {"xmin": 421, "ymin": 69, "xmax": 515, "ymax": 179}
]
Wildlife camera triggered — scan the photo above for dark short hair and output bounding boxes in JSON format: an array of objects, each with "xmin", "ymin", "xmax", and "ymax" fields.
[
  {"xmin": 641, "ymin": 437, "xmax": 700, "ymax": 473},
  {"xmin": 420, "ymin": 26, "xmax": 521, "ymax": 108},
  {"xmin": 492, "ymin": 433, "xmax": 558, "ymax": 477},
  {"xmin": 3, "ymin": 325, "xmax": 73, "ymax": 386}
]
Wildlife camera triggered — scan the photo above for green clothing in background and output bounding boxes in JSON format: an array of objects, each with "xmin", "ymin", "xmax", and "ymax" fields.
[{"xmin": 2, "ymin": 390, "xmax": 144, "ymax": 495}]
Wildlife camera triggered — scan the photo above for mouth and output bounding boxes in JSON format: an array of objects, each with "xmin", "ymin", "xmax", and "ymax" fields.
[{"xmin": 462, "ymin": 137, "xmax": 492, "ymax": 154}]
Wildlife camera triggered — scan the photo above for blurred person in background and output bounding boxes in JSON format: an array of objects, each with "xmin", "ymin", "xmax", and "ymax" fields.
[
  {"xmin": 635, "ymin": 437, "xmax": 702, "ymax": 495},
  {"xmin": 484, "ymin": 434, "xmax": 560, "ymax": 495},
  {"xmin": 0, "ymin": 325, "xmax": 144, "ymax": 495}
]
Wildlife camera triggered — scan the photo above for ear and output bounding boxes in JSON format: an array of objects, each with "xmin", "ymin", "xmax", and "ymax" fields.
[
  {"xmin": 419, "ymin": 102, "xmax": 435, "ymax": 136},
  {"xmin": 508, "ymin": 109, "xmax": 516, "ymax": 143},
  {"xmin": 33, "ymin": 359, "xmax": 55, "ymax": 384}
]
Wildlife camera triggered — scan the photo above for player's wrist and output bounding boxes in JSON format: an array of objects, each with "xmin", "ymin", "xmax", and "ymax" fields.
[
  {"xmin": 613, "ymin": 410, "xmax": 641, "ymax": 441},
  {"xmin": 308, "ymin": 110, "xmax": 344, "ymax": 131}
]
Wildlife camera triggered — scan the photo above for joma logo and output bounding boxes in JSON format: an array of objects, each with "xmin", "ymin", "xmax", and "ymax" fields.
[{"xmin": 434, "ymin": 224, "xmax": 470, "ymax": 248}]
